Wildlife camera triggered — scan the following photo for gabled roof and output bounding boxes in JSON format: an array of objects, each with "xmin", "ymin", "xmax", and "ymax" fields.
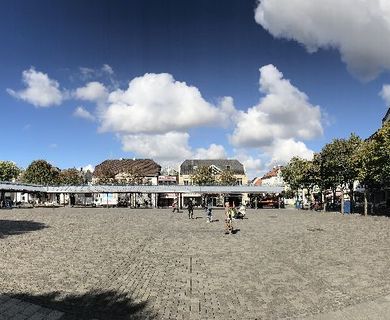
[
  {"xmin": 180, "ymin": 159, "xmax": 245, "ymax": 175},
  {"xmin": 262, "ymin": 166, "xmax": 283, "ymax": 180},
  {"xmin": 368, "ymin": 107, "xmax": 390, "ymax": 141},
  {"xmin": 251, "ymin": 177, "xmax": 262, "ymax": 186},
  {"xmin": 382, "ymin": 107, "xmax": 390, "ymax": 125},
  {"xmin": 94, "ymin": 159, "xmax": 161, "ymax": 177}
]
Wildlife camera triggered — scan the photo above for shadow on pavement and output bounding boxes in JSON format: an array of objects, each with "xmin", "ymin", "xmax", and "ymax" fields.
[
  {"xmin": 10, "ymin": 289, "xmax": 157, "ymax": 320},
  {"xmin": 0, "ymin": 220, "xmax": 47, "ymax": 239}
]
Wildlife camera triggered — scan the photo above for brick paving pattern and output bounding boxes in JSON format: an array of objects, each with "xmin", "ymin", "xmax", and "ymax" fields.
[{"xmin": 0, "ymin": 208, "xmax": 389, "ymax": 319}]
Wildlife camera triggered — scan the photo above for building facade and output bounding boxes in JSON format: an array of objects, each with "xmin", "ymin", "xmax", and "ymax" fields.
[
  {"xmin": 92, "ymin": 159, "xmax": 161, "ymax": 207},
  {"xmin": 261, "ymin": 166, "xmax": 285, "ymax": 187},
  {"xmin": 178, "ymin": 159, "xmax": 249, "ymax": 206},
  {"xmin": 93, "ymin": 159, "xmax": 161, "ymax": 185}
]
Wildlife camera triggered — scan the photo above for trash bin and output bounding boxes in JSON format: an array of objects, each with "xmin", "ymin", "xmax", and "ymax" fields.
[{"xmin": 343, "ymin": 200, "xmax": 351, "ymax": 214}]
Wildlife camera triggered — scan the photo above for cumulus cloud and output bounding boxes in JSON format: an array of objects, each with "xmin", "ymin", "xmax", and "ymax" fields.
[
  {"xmin": 194, "ymin": 144, "xmax": 227, "ymax": 159},
  {"xmin": 120, "ymin": 132, "xmax": 193, "ymax": 161},
  {"xmin": 233, "ymin": 152, "xmax": 264, "ymax": 179},
  {"xmin": 73, "ymin": 81, "xmax": 108, "ymax": 103},
  {"xmin": 380, "ymin": 84, "xmax": 390, "ymax": 105},
  {"xmin": 265, "ymin": 138, "xmax": 314, "ymax": 166},
  {"xmin": 7, "ymin": 68, "xmax": 64, "ymax": 107},
  {"xmin": 230, "ymin": 64, "xmax": 322, "ymax": 148},
  {"xmin": 119, "ymin": 131, "xmax": 228, "ymax": 163},
  {"xmin": 99, "ymin": 73, "xmax": 235, "ymax": 134},
  {"xmin": 255, "ymin": 0, "xmax": 390, "ymax": 80},
  {"xmin": 73, "ymin": 106, "xmax": 95, "ymax": 121}
]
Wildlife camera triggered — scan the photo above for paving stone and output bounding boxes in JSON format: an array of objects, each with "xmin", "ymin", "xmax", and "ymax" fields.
[{"xmin": 0, "ymin": 208, "xmax": 389, "ymax": 319}]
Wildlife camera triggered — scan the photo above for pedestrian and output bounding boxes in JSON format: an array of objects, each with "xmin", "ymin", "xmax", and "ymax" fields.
[
  {"xmin": 187, "ymin": 199, "xmax": 194, "ymax": 219},
  {"xmin": 206, "ymin": 199, "xmax": 213, "ymax": 222},
  {"xmin": 224, "ymin": 202, "xmax": 233, "ymax": 234},
  {"xmin": 172, "ymin": 200, "xmax": 179, "ymax": 213}
]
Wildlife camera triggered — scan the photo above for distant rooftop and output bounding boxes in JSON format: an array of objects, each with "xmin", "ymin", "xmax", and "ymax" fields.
[
  {"xmin": 180, "ymin": 159, "xmax": 245, "ymax": 175},
  {"xmin": 262, "ymin": 166, "xmax": 283, "ymax": 180},
  {"xmin": 382, "ymin": 107, "xmax": 390, "ymax": 126},
  {"xmin": 94, "ymin": 159, "xmax": 161, "ymax": 177}
]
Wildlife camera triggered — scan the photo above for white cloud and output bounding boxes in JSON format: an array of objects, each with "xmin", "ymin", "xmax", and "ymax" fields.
[
  {"xmin": 79, "ymin": 67, "xmax": 95, "ymax": 79},
  {"xmin": 255, "ymin": 0, "xmax": 390, "ymax": 80},
  {"xmin": 119, "ymin": 131, "xmax": 228, "ymax": 163},
  {"xmin": 99, "ymin": 73, "xmax": 235, "ymax": 134},
  {"xmin": 79, "ymin": 64, "xmax": 114, "ymax": 78},
  {"xmin": 265, "ymin": 138, "xmax": 314, "ymax": 166},
  {"xmin": 120, "ymin": 132, "xmax": 193, "ymax": 161},
  {"xmin": 7, "ymin": 68, "xmax": 64, "ymax": 107},
  {"xmin": 234, "ymin": 152, "xmax": 264, "ymax": 179},
  {"xmin": 380, "ymin": 84, "xmax": 390, "ymax": 105},
  {"xmin": 102, "ymin": 64, "xmax": 114, "ymax": 75},
  {"xmin": 194, "ymin": 144, "xmax": 227, "ymax": 159},
  {"xmin": 49, "ymin": 143, "xmax": 58, "ymax": 149},
  {"xmin": 74, "ymin": 81, "xmax": 108, "ymax": 103},
  {"xmin": 230, "ymin": 64, "xmax": 322, "ymax": 147},
  {"xmin": 80, "ymin": 164, "xmax": 95, "ymax": 172},
  {"xmin": 73, "ymin": 106, "xmax": 95, "ymax": 121}
]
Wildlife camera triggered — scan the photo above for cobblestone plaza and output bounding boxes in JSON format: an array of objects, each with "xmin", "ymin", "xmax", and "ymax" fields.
[{"xmin": 0, "ymin": 208, "xmax": 389, "ymax": 319}]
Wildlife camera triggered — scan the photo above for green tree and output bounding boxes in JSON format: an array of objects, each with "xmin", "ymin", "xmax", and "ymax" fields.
[
  {"xmin": 191, "ymin": 166, "xmax": 215, "ymax": 185},
  {"xmin": 58, "ymin": 168, "xmax": 84, "ymax": 185},
  {"xmin": 281, "ymin": 156, "xmax": 318, "ymax": 207},
  {"xmin": 0, "ymin": 161, "xmax": 21, "ymax": 182},
  {"xmin": 320, "ymin": 134, "xmax": 362, "ymax": 212},
  {"xmin": 357, "ymin": 122, "xmax": 390, "ymax": 214},
  {"xmin": 281, "ymin": 157, "xmax": 311, "ymax": 193},
  {"xmin": 218, "ymin": 169, "xmax": 237, "ymax": 186},
  {"xmin": 23, "ymin": 160, "xmax": 60, "ymax": 185}
]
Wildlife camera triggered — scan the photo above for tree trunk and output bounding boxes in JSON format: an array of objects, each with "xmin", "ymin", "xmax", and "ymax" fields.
[
  {"xmin": 332, "ymin": 189, "xmax": 336, "ymax": 205},
  {"xmin": 322, "ymin": 191, "xmax": 326, "ymax": 212},
  {"xmin": 364, "ymin": 190, "xmax": 368, "ymax": 216},
  {"xmin": 341, "ymin": 189, "xmax": 344, "ymax": 214},
  {"xmin": 349, "ymin": 183, "xmax": 354, "ymax": 214}
]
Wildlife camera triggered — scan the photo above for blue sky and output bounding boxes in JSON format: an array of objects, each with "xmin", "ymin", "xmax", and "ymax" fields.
[{"xmin": 1, "ymin": 0, "xmax": 389, "ymax": 178}]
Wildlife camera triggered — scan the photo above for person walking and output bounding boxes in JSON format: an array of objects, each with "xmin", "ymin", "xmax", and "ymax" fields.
[
  {"xmin": 206, "ymin": 199, "xmax": 213, "ymax": 222},
  {"xmin": 187, "ymin": 199, "xmax": 194, "ymax": 219},
  {"xmin": 172, "ymin": 199, "xmax": 179, "ymax": 213},
  {"xmin": 224, "ymin": 201, "xmax": 233, "ymax": 234}
]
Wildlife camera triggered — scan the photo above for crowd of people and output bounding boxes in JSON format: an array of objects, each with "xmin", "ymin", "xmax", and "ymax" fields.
[{"xmin": 171, "ymin": 197, "xmax": 247, "ymax": 234}]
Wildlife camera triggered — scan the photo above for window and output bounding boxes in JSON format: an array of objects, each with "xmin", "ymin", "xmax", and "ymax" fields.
[
  {"xmin": 236, "ymin": 178, "xmax": 242, "ymax": 185},
  {"xmin": 226, "ymin": 165, "xmax": 230, "ymax": 170},
  {"xmin": 184, "ymin": 180, "xmax": 189, "ymax": 185}
]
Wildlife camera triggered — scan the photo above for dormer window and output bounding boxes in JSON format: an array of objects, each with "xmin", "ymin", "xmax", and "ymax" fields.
[
  {"xmin": 226, "ymin": 165, "xmax": 230, "ymax": 170},
  {"xmin": 209, "ymin": 164, "xmax": 222, "ymax": 175}
]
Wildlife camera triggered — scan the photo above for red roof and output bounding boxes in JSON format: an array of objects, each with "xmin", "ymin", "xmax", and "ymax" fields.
[{"xmin": 262, "ymin": 166, "xmax": 283, "ymax": 180}]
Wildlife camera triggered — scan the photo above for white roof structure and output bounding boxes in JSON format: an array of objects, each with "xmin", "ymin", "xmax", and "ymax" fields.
[
  {"xmin": 1, "ymin": 182, "xmax": 283, "ymax": 194},
  {"xmin": 0, "ymin": 181, "xmax": 46, "ymax": 193}
]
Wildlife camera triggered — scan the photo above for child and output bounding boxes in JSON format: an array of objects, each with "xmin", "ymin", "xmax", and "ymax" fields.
[{"xmin": 224, "ymin": 202, "xmax": 233, "ymax": 234}]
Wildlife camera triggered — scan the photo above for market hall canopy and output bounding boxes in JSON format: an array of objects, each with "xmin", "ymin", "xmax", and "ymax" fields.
[{"xmin": 1, "ymin": 182, "xmax": 284, "ymax": 194}]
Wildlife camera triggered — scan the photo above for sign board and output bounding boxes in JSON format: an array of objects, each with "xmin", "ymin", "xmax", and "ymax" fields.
[{"xmin": 158, "ymin": 176, "xmax": 177, "ymax": 182}]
